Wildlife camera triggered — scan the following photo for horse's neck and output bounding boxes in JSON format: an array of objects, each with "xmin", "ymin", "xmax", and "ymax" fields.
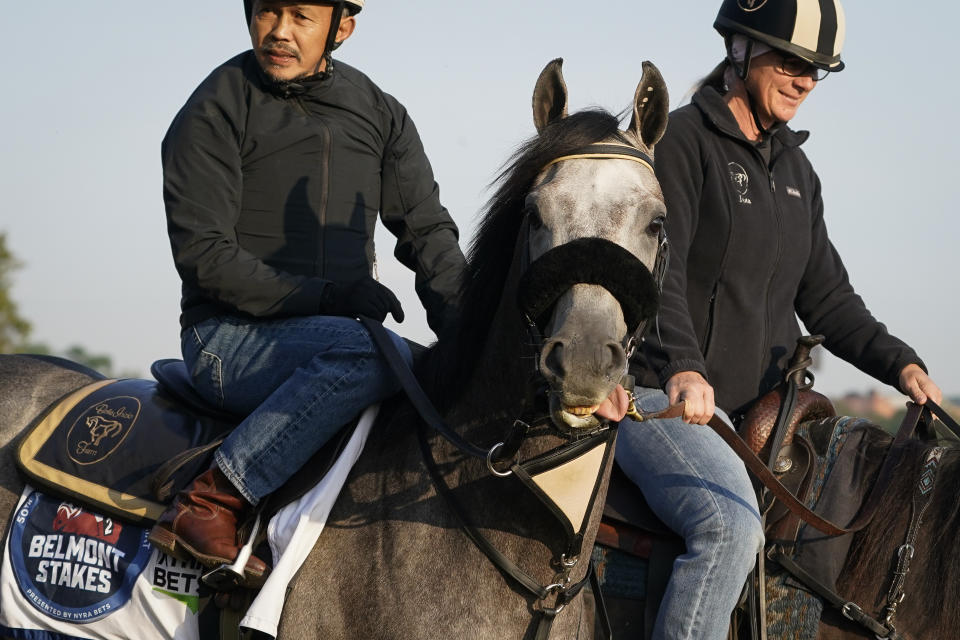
[
  {"xmin": 0, "ymin": 355, "xmax": 99, "ymax": 445},
  {"xmin": 448, "ymin": 296, "xmax": 533, "ymax": 444}
]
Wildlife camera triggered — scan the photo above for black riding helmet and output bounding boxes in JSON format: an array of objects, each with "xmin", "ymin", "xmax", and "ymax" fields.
[{"xmin": 715, "ymin": 0, "xmax": 845, "ymax": 77}]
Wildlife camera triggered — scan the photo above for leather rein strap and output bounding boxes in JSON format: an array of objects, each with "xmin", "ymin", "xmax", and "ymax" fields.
[
  {"xmin": 358, "ymin": 316, "xmax": 493, "ymax": 461},
  {"xmin": 659, "ymin": 399, "xmax": 960, "ymax": 537},
  {"xmin": 634, "ymin": 403, "xmax": 851, "ymax": 536},
  {"xmin": 708, "ymin": 412, "xmax": 847, "ymax": 535}
]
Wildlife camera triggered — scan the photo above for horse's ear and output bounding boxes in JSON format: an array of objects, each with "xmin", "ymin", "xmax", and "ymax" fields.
[
  {"xmin": 628, "ymin": 61, "xmax": 669, "ymax": 148},
  {"xmin": 533, "ymin": 58, "xmax": 568, "ymax": 134}
]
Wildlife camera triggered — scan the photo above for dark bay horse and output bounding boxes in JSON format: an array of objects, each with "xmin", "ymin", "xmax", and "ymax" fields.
[
  {"xmin": 596, "ymin": 413, "xmax": 960, "ymax": 640},
  {"xmin": 807, "ymin": 421, "xmax": 960, "ymax": 639},
  {"xmin": 0, "ymin": 58, "xmax": 670, "ymax": 639}
]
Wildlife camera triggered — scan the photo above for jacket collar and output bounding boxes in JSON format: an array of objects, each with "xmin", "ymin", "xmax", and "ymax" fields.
[
  {"xmin": 692, "ymin": 85, "xmax": 809, "ymax": 148},
  {"xmin": 246, "ymin": 51, "xmax": 334, "ymax": 99}
]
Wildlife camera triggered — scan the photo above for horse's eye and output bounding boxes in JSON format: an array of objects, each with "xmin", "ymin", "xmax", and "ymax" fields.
[
  {"xmin": 647, "ymin": 215, "xmax": 665, "ymax": 237},
  {"xmin": 527, "ymin": 206, "xmax": 544, "ymax": 230}
]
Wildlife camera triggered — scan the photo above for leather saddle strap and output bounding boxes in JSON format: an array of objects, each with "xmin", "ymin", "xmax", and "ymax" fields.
[
  {"xmin": 415, "ymin": 423, "xmax": 549, "ymax": 599},
  {"xmin": 699, "ymin": 410, "xmax": 849, "ymax": 536},
  {"xmin": 631, "ymin": 400, "xmax": 846, "ymax": 534},
  {"xmin": 589, "ymin": 557, "xmax": 613, "ymax": 640},
  {"xmin": 151, "ymin": 438, "xmax": 225, "ymax": 502},
  {"xmin": 417, "ymin": 420, "xmax": 594, "ymax": 627},
  {"xmin": 765, "ymin": 379, "xmax": 798, "ymax": 469}
]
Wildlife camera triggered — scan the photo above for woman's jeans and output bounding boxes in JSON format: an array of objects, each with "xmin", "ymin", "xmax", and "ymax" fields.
[
  {"xmin": 181, "ymin": 314, "xmax": 412, "ymax": 505},
  {"xmin": 614, "ymin": 387, "xmax": 764, "ymax": 640}
]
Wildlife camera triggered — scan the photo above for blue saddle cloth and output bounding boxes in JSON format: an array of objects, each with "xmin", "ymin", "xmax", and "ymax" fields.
[{"xmin": 16, "ymin": 376, "xmax": 233, "ymax": 526}]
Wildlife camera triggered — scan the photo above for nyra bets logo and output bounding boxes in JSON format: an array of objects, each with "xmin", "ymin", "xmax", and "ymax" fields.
[
  {"xmin": 727, "ymin": 161, "xmax": 752, "ymax": 204},
  {"xmin": 9, "ymin": 491, "xmax": 152, "ymax": 622},
  {"xmin": 737, "ymin": 0, "xmax": 768, "ymax": 10},
  {"xmin": 66, "ymin": 396, "xmax": 141, "ymax": 464}
]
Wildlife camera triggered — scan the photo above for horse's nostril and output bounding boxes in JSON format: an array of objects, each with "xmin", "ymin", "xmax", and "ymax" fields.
[
  {"xmin": 540, "ymin": 339, "xmax": 566, "ymax": 380},
  {"xmin": 605, "ymin": 342, "xmax": 627, "ymax": 376}
]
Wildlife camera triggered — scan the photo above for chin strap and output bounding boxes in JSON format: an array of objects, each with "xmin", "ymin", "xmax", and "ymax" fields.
[
  {"xmin": 724, "ymin": 36, "xmax": 780, "ymax": 138},
  {"xmin": 311, "ymin": 1, "xmax": 346, "ymax": 80}
]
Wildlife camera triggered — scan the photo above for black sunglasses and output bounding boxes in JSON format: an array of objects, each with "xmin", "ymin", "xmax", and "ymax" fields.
[{"xmin": 778, "ymin": 55, "xmax": 830, "ymax": 81}]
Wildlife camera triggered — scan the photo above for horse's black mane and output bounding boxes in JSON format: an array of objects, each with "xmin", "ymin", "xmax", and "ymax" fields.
[
  {"xmin": 837, "ymin": 433, "xmax": 960, "ymax": 635},
  {"xmin": 421, "ymin": 109, "xmax": 627, "ymax": 411}
]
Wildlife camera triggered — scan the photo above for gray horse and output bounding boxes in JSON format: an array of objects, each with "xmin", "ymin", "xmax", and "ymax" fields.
[{"xmin": 0, "ymin": 59, "xmax": 669, "ymax": 639}]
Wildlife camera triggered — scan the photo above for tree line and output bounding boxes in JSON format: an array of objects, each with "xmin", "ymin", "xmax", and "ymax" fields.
[{"xmin": 1, "ymin": 231, "xmax": 120, "ymax": 376}]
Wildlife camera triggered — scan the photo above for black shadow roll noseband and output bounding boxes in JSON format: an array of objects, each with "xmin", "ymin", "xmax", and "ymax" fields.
[{"xmin": 517, "ymin": 236, "xmax": 660, "ymax": 342}]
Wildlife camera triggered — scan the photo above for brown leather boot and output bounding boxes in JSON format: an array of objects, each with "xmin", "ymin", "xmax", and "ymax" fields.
[{"xmin": 148, "ymin": 468, "xmax": 269, "ymax": 587}]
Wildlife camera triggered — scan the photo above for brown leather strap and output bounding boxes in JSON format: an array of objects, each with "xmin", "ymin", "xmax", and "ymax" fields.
[
  {"xmin": 626, "ymin": 402, "xmax": 685, "ymax": 423},
  {"xmin": 630, "ymin": 400, "xmax": 852, "ymax": 534},
  {"xmin": 699, "ymin": 410, "xmax": 849, "ymax": 536},
  {"xmin": 632, "ymin": 401, "xmax": 849, "ymax": 536},
  {"xmin": 709, "ymin": 401, "xmax": 943, "ymax": 536}
]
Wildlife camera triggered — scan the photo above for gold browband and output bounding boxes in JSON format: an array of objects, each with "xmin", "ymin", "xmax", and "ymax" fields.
[{"xmin": 541, "ymin": 142, "xmax": 654, "ymax": 173}]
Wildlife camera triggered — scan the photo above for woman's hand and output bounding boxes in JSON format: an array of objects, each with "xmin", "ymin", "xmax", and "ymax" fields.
[
  {"xmin": 595, "ymin": 384, "xmax": 631, "ymax": 422},
  {"xmin": 899, "ymin": 363, "xmax": 942, "ymax": 405},
  {"xmin": 665, "ymin": 371, "xmax": 715, "ymax": 425}
]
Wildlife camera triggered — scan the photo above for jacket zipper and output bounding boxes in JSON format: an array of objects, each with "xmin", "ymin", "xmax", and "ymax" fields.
[
  {"xmin": 294, "ymin": 95, "xmax": 332, "ymax": 279},
  {"xmin": 701, "ymin": 281, "xmax": 720, "ymax": 357},
  {"xmin": 757, "ymin": 151, "xmax": 783, "ymax": 380}
]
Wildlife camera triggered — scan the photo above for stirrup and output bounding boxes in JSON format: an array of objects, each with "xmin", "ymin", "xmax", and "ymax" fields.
[{"xmin": 201, "ymin": 514, "xmax": 263, "ymax": 590}]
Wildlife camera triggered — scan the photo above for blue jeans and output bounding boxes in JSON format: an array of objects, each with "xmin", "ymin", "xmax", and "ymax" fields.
[
  {"xmin": 614, "ymin": 387, "xmax": 763, "ymax": 640},
  {"xmin": 181, "ymin": 314, "xmax": 412, "ymax": 505}
]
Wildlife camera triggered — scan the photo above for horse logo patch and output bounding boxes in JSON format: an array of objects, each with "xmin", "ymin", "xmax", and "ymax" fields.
[
  {"xmin": 727, "ymin": 161, "xmax": 752, "ymax": 204},
  {"xmin": 8, "ymin": 490, "xmax": 152, "ymax": 623},
  {"xmin": 737, "ymin": 0, "xmax": 768, "ymax": 11},
  {"xmin": 66, "ymin": 395, "xmax": 141, "ymax": 464}
]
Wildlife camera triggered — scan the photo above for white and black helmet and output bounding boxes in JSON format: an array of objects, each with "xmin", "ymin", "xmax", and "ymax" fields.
[{"xmin": 715, "ymin": 0, "xmax": 845, "ymax": 72}]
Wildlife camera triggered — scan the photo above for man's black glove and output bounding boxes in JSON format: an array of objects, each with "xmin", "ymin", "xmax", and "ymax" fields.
[{"xmin": 321, "ymin": 277, "xmax": 405, "ymax": 323}]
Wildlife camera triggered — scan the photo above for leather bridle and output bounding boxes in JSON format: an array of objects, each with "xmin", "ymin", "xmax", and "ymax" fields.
[{"xmin": 516, "ymin": 142, "xmax": 668, "ymax": 363}]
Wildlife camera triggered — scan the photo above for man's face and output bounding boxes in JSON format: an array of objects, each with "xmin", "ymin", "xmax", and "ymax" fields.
[{"xmin": 250, "ymin": 1, "xmax": 353, "ymax": 82}]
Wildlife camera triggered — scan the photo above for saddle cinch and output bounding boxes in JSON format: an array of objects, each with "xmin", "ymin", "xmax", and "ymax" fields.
[{"xmin": 15, "ymin": 358, "xmax": 362, "ymax": 529}]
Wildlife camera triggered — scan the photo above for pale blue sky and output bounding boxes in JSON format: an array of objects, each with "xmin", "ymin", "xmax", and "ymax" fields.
[{"xmin": 2, "ymin": 1, "xmax": 957, "ymax": 400}]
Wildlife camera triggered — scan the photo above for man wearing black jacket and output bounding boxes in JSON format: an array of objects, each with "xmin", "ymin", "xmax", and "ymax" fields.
[{"xmin": 149, "ymin": 0, "xmax": 465, "ymax": 585}]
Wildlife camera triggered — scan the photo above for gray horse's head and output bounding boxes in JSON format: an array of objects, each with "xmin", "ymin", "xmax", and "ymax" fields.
[{"xmin": 525, "ymin": 58, "xmax": 669, "ymax": 431}]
